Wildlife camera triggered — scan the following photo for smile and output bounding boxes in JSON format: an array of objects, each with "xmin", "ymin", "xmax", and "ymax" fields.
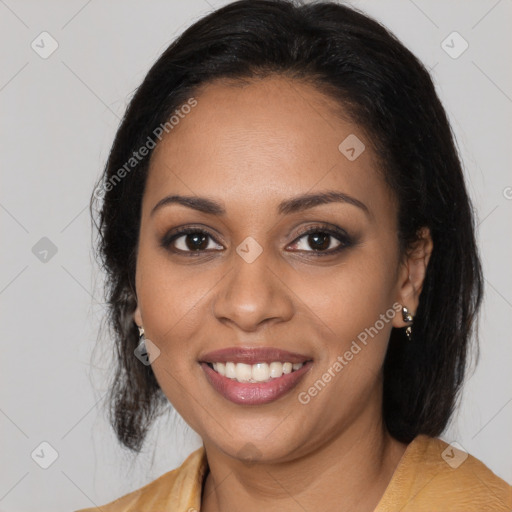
[{"xmin": 198, "ymin": 346, "xmax": 313, "ymax": 405}]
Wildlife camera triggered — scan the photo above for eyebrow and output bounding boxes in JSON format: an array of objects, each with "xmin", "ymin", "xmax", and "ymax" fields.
[{"xmin": 150, "ymin": 190, "xmax": 370, "ymax": 218}]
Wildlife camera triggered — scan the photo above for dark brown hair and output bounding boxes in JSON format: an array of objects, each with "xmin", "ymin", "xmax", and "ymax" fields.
[{"xmin": 91, "ymin": 0, "xmax": 483, "ymax": 452}]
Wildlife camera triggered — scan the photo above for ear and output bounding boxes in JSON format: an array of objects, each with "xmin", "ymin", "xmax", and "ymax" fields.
[
  {"xmin": 392, "ymin": 227, "xmax": 433, "ymax": 328},
  {"xmin": 133, "ymin": 304, "xmax": 143, "ymax": 328}
]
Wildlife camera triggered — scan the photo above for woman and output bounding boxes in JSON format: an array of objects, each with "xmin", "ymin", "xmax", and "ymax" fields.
[{"xmin": 77, "ymin": 0, "xmax": 512, "ymax": 510}]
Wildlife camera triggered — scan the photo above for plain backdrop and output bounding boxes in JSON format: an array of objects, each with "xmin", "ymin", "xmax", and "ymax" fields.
[{"xmin": 1, "ymin": 1, "xmax": 511, "ymax": 511}]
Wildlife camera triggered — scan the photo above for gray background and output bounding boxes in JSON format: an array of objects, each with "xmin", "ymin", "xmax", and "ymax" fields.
[{"xmin": 1, "ymin": 1, "xmax": 511, "ymax": 511}]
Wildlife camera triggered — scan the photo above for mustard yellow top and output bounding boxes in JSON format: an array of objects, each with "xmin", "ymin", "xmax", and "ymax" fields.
[{"xmin": 75, "ymin": 435, "xmax": 512, "ymax": 511}]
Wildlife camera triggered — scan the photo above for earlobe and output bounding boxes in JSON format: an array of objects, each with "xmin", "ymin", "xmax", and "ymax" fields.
[{"xmin": 134, "ymin": 305, "xmax": 143, "ymax": 328}]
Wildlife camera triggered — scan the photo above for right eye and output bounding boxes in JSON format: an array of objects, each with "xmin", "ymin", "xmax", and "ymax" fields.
[{"xmin": 161, "ymin": 227, "xmax": 224, "ymax": 255}]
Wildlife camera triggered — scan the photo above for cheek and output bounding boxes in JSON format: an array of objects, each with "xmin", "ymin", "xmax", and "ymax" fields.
[
  {"xmin": 297, "ymin": 255, "xmax": 396, "ymax": 337},
  {"xmin": 134, "ymin": 248, "xmax": 212, "ymax": 355},
  {"xmin": 134, "ymin": 251, "xmax": 215, "ymax": 422},
  {"xmin": 289, "ymin": 267, "xmax": 396, "ymax": 423},
  {"xmin": 291, "ymin": 252, "xmax": 399, "ymax": 399}
]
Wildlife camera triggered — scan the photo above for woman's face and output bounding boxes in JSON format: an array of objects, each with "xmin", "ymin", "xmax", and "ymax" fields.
[{"xmin": 134, "ymin": 76, "xmax": 419, "ymax": 463}]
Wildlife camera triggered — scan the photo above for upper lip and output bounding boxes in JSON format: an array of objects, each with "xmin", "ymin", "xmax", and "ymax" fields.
[{"xmin": 198, "ymin": 347, "xmax": 313, "ymax": 365}]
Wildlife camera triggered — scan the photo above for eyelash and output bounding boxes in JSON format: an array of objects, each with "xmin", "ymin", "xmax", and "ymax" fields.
[{"xmin": 160, "ymin": 224, "xmax": 354, "ymax": 257}]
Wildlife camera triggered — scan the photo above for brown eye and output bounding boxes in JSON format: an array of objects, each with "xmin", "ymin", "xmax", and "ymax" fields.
[
  {"xmin": 306, "ymin": 232, "xmax": 336, "ymax": 251},
  {"xmin": 162, "ymin": 228, "xmax": 224, "ymax": 253},
  {"xmin": 180, "ymin": 232, "xmax": 209, "ymax": 251},
  {"xmin": 292, "ymin": 231, "xmax": 341, "ymax": 252},
  {"xmin": 288, "ymin": 225, "xmax": 353, "ymax": 255}
]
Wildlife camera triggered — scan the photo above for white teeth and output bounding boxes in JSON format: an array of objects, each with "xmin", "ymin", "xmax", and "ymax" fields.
[
  {"xmin": 215, "ymin": 362, "xmax": 226, "ymax": 376},
  {"xmin": 211, "ymin": 361, "xmax": 305, "ymax": 382},
  {"xmin": 269, "ymin": 362, "xmax": 282, "ymax": 378},
  {"xmin": 235, "ymin": 363, "xmax": 252, "ymax": 382},
  {"xmin": 225, "ymin": 362, "xmax": 236, "ymax": 379},
  {"xmin": 252, "ymin": 363, "xmax": 270, "ymax": 382}
]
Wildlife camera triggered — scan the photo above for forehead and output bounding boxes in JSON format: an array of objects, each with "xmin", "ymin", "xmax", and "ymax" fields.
[{"xmin": 145, "ymin": 75, "xmax": 393, "ymax": 217}]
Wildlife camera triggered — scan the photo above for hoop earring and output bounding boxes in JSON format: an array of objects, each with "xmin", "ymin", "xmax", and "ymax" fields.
[{"xmin": 401, "ymin": 306, "xmax": 414, "ymax": 340}]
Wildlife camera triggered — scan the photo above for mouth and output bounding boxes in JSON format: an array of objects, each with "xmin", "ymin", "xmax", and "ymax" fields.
[{"xmin": 198, "ymin": 347, "xmax": 313, "ymax": 405}]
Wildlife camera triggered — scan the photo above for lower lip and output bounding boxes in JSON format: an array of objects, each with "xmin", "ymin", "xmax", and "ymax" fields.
[{"xmin": 200, "ymin": 361, "xmax": 313, "ymax": 405}]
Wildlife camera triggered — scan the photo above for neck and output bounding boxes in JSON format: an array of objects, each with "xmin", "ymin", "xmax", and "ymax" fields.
[{"xmin": 201, "ymin": 408, "xmax": 408, "ymax": 512}]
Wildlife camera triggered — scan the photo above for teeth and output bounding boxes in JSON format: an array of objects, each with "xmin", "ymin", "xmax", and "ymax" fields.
[
  {"xmin": 211, "ymin": 361, "xmax": 305, "ymax": 382},
  {"xmin": 216, "ymin": 362, "xmax": 226, "ymax": 376},
  {"xmin": 269, "ymin": 362, "xmax": 283, "ymax": 378},
  {"xmin": 236, "ymin": 363, "xmax": 252, "ymax": 382},
  {"xmin": 225, "ymin": 362, "xmax": 236, "ymax": 379},
  {"xmin": 252, "ymin": 363, "xmax": 270, "ymax": 382}
]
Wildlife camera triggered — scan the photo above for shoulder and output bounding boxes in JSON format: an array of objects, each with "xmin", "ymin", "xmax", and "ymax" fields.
[
  {"xmin": 74, "ymin": 446, "xmax": 207, "ymax": 512},
  {"xmin": 376, "ymin": 435, "xmax": 512, "ymax": 511}
]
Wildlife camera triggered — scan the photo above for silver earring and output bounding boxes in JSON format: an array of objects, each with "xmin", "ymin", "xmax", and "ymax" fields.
[
  {"xmin": 138, "ymin": 326, "xmax": 146, "ymax": 351},
  {"xmin": 401, "ymin": 306, "xmax": 414, "ymax": 339},
  {"xmin": 134, "ymin": 325, "xmax": 151, "ymax": 365}
]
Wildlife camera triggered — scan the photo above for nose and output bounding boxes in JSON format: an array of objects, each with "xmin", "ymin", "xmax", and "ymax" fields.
[{"xmin": 212, "ymin": 248, "xmax": 294, "ymax": 332}]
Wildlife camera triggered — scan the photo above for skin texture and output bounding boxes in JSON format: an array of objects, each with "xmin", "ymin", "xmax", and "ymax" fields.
[{"xmin": 133, "ymin": 75, "xmax": 433, "ymax": 512}]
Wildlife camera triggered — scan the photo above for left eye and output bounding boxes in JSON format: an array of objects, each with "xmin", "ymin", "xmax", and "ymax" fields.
[{"xmin": 288, "ymin": 230, "xmax": 345, "ymax": 253}]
